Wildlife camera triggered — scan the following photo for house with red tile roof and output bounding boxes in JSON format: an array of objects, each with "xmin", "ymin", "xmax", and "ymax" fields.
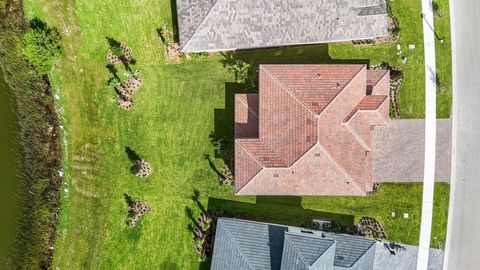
[{"xmin": 234, "ymin": 64, "xmax": 390, "ymax": 196}]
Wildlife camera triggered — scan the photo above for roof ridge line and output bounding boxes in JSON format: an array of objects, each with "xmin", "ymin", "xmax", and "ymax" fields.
[
  {"xmin": 318, "ymin": 65, "xmax": 367, "ymax": 117},
  {"xmin": 344, "ymin": 95, "xmax": 388, "ymax": 122},
  {"xmin": 316, "ymin": 143, "xmax": 364, "ymax": 194},
  {"xmin": 220, "ymin": 222, "xmax": 256, "ymax": 270},
  {"xmin": 260, "ymin": 143, "xmax": 316, "ymax": 170},
  {"xmin": 235, "ymin": 140, "xmax": 264, "ymax": 168},
  {"xmin": 235, "ymin": 169, "xmax": 262, "ymax": 194},
  {"xmin": 236, "ymin": 138, "xmax": 288, "ymax": 167},
  {"xmin": 375, "ymin": 109, "xmax": 389, "ymax": 125},
  {"xmin": 260, "ymin": 66, "xmax": 317, "ymax": 117},
  {"xmin": 342, "ymin": 239, "xmax": 377, "ymax": 267},
  {"xmin": 236, "ymin": 94, "xmax": 259, "ymax": 119},
  {"xmin": 234, "ymin": 141, "xmax": 268, "ymax": 194},
  {"xmin": 181, "ymin": 0, "xmax": 220, "ymax": 51},
  {"xmin": 285, "ymin": 235, "xmax": 311, "ymax": 268},
  {"xmin": 374, "ymin": 97, "xmax": 389, "ymax": 125},
  {"xmin": 343, "ymin": 121, "xmax": 372, "ymax": 152},
  {"xmin": 369, "ymin": 69, "xmax": 389, "ymax": 89}
]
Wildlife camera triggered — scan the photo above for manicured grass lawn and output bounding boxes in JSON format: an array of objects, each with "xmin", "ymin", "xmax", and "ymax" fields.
[{"xmin": 23, "ymin": 0, "xmax": 451, "ymax": 269}]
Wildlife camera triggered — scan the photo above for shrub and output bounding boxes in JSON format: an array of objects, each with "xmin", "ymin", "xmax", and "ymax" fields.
[
  {"xmin": 356, "ymin": 216, "xmax": 387, "ymax": 240},
  {"xmin": 110, "ymin": 45, "xmax": 124, "ymax": 59},
  {"xmin": 23, "ymin": 18, "xmax": 62, "ymax": 75}
]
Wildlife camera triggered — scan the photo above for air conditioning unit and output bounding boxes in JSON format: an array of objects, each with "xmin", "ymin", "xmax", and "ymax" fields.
[{"xmin": 312, "ymin": 219, "xmax": 332, "ymax": 231}]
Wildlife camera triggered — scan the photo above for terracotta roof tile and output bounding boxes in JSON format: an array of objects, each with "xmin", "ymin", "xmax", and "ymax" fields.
[
  {"xmin": 235, "ymin": 94, "xmax": 259, "ymax": 138},
  {"xmin": 344, "ymin": 95, "xmax": 388, "ymax": 122},
  {"xmin": 234, "ymin": 64, "xmax": 390, "ymax": 195}
]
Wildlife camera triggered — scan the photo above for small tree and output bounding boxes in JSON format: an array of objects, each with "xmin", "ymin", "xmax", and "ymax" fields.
[
  {"xmin": 157, "ymin": 25, "xmax": 173, "ymax": 46},
  {"xmin": 125, "ymin": 69, "xmax": 141, "ymax": 79},
  {"xmin": 110, "ymin": 45, "xmax": 124, "ymax": 59},
  {"xmin": 230, "ymin": 60, "xmax": 250, "ymax": 84},
  {"xmin": 23, "ymin": 18, "xmax": 62, "ymax": 75},
  {"xmin": 432, "ymin": 1, "xmax": 442, "ymax": 17},
  {"xmin": 107, "ymin": 77, "xmax": 121, "ymax": 88}
]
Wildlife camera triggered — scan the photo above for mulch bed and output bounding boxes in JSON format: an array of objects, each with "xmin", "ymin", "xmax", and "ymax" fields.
[
  {"xmin": 107, "ymin": 43, "xmax": 134, "ymax": 65},
  {"xmin": 370, "ymin": 63, "xmax": 403, "ymax": 118},
  {"xmin": 126, "ymin": 201, "xmax": 150, "ymax": 227},
  {"xmin": 115, "ymin": 76, "xmax": 142, "ymax": 110},
  {"xmin": 356, "ymin": 216, "xmax": 387, "ymax": 240},
  {"xmin": 166, "ymin": 43, "xmax": 181, "ymax": 61},
  {"xmin": 134, "ymin": 159, "xmax": 153, "ymax": 178}
]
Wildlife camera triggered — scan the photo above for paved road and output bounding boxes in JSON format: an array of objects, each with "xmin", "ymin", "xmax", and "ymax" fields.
[
  {"xmin": 416, "ymin": 0, "xmax": 437, "ymax": 268},
  {"xmin": 443, "ymin": 0, "xmax": 480, "ymax": 269}
]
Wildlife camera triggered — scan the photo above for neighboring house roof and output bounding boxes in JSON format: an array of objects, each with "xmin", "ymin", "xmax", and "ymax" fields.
[
  {"xmin": 234, "ymin": 64, "xmax": 390, "ymax": 196},
  {"xmin": 211, "ymin": 218, "xmax": 445, "ymax": 270},
  {"xmin": 280, "ymin": 233, "xmax": 336, "ymax": 270},
  {"xmin": 211, "ymin": 218, "xmax": 376, "ymax": 270},
  {"xmin": 176, "ymin": 0, "xmax": 388, "ymax": 52}
]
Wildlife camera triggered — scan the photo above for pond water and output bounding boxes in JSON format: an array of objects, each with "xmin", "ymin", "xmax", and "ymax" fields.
[{"xmin": 0, "ymin": 69, "xmax": 20, "ymax": 264}]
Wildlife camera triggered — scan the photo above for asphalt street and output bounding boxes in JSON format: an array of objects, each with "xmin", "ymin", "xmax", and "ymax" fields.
[{"xmin": 443, "ymin": 0, "xmax": 480, "ymax": 269}]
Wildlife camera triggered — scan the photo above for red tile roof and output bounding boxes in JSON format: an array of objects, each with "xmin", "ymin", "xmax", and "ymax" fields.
[{"xmin": 234, "ymin": 64, "xmax": 390, "ymax": 196}]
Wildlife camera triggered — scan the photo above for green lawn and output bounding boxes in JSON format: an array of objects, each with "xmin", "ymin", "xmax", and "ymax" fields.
[{"xmin": 23, "ymin": 0, "xmax": 451, "ymax": 269}]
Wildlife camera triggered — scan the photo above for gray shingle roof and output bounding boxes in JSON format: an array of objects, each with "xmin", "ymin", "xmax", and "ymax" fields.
[
  {"xmin": 211, "ymin": 218, "xmax": 288, "ymax": 270},
  {"xmin": 211, "ymin": 218, "xmax": 377, "ymax": 270},
  {"xmin": 176, "ymin": 0, "xmax": 388, "ymax": 52},
  {"xmin": 280, "ymin": 232, "xmax": 335, "ymax": 270},
  {"xmin": 211, "ymin": 218, "xmax": 444, "ymax": 270},
  {"xmin": 327, "ymin": 234, "xmax": 376, "ymax": 268}
]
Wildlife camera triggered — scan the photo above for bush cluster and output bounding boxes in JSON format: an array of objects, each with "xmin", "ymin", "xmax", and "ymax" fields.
[{"xmin": 23, "ymin": 18, "xmax": 62, "ymax": 75}]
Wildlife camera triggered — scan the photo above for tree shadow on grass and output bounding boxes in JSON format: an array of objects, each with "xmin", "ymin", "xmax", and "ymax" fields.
[
  {"xmin": 160, "ymin": 261, "xmax": 180, "ymax": 270},
  {"xmin": 123, "ymin": 193, "xmax": 135, "ymax": 207},
  {"xmin": 210, "ymin": 82, "xmax": 244, "ymax": 172},
  {"xmin": 125, "ymin": 146, "xmax": 144, "ymax": 175}
]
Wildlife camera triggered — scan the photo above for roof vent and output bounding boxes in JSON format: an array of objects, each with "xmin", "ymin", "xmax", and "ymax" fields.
[
  {"xmin": 273, "ymin": 173, "xmax": 279, "ymax": 178},
  {"xmin": 337, "ymin": 256, "xmax": 345, "ymax": 261},
  {"xmin": 301, "ymin": 230, "xmax": 314, "ymax": 234},
  {"xmin": 306, "ymin": 135, "xmax": 311, "ymax": 142},
  {"xmin": 312, "ymin": 102, "xmax": 319, "ymax": 106},
  {"xmin": 315, "ymin": 153, "xmax": 321, "ymax": 157}
]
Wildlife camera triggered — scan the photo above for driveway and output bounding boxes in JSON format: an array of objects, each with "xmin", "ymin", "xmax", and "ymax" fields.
[{"xmin": 372, "ymin": 119, "xmax": 451, "ymax": 183}]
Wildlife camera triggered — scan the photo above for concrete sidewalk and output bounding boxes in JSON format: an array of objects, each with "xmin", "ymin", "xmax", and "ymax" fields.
[{"xmin": 416, "ymin": 0, "xmax": 438, "ymax": 268}]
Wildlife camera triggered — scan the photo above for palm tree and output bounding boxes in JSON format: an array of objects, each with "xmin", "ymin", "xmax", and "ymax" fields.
[
  {"xmin": 432, "ymin": 1, "xmax": 441, "ymax": 17},
  {"xmin": 107, "ymin": 77, "xmax": 121, "ymax": 88},
  {"xmin": 124, "ymin": 68, "xmax": 141, "ymax": 79}
]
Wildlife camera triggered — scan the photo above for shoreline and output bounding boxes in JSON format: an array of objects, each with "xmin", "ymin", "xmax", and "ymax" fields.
[{"xmin": 0, "ymin": 0, "xmax": 63, "ymax": 268}]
